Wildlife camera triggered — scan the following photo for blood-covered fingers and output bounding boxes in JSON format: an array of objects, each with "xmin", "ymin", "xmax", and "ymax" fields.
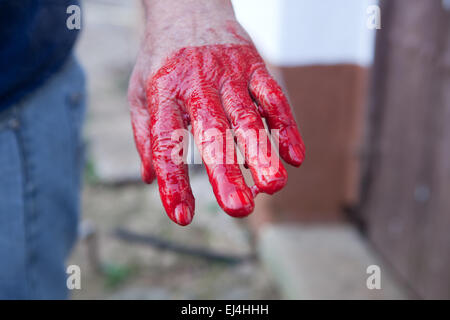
[
  {"xmin": 249, "ymin": 68, "xmax": 305, "ymax": 167},
  {"xmin": 186, "ymin": 85, "xmax": 254, "ymax": 217},
  {"xmin": 220, "ymin": 80, "xmax": 287, "ymax": 194},
  {"xmin": 148, "ymin": 85, "xmax": 195, "ymax": 226}
]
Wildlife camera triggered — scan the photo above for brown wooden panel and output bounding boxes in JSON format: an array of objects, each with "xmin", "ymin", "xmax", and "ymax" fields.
[
  {"xmin": 362, "ymin": 0, "xmax": 450, "ymax": 299},
  {"xmin": 267, "ymin": 64, "xmax": 368, "ymax": 222}
]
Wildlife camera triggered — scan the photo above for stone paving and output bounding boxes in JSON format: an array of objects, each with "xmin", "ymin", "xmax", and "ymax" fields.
[
  {"xmin": 69, "ymin": 175, "xmax": 279, "ymax": 299},
  {"xmin": 259, "ymin": 224, "xmax": 411, "ymax": 299}
]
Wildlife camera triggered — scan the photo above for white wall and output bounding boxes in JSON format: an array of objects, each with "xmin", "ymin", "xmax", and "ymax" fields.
[{"xmin": 232, "ymin": 0, "xmax": 378, "ymax": 66}]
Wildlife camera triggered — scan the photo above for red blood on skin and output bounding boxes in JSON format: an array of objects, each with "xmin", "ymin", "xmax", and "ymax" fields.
[{"xmin": 133, "ymin": 44, "xmax": 305, "ymax": 226}]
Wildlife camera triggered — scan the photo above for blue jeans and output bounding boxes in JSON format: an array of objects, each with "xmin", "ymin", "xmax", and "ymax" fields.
[{"xmin": 0, "ymin": 57, "xmax": 86, "ymax": 299}]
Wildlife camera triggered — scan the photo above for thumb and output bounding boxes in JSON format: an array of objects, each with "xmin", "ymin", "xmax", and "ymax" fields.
[{"xmin": 128, "ymin": 73, "xmax": 156, "ymax": 184}]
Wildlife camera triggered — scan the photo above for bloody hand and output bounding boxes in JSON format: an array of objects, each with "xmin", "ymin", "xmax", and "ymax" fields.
[{"xmin": 128, "ymin": 0, "xmax": 305, "ymax": 226}]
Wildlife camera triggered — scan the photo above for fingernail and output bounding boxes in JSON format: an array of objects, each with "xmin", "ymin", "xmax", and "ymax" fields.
[
  {"xmin": 288, "ymin": 143, "xmax": 305, "ymax": 167},
  {"xmin": 282, "ymin": 127, "xmax": 305, "ymax": 166},
  {"xmin": 173, "ymin": 203, "xmax": 193, "ymax": 226},
  {"xmin": 223, "ymin": 188, "xmax": 254, "ymax": 218},
  {"xmin": 258, "ymin": 164, "xmax": 288, "ymax": 194}
]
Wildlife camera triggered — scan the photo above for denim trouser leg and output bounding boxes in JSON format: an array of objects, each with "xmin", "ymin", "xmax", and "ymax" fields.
[{"xmin": 0, "ymin": 57, "xmax": 86, "ymax": 299}]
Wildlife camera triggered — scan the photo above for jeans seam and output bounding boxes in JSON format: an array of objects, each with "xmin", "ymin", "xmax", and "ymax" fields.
[{"xmin": 12, "ymin": 105, "xmax": 38, "ymax": 298}]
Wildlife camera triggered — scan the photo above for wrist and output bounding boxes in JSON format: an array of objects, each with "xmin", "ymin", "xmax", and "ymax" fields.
[
  {"xmin": 138, "ymin": 0, "xmax": 252, "ymax": 69},
  {"xmin": 142, "ymin": 0, "xmax": 236, "ymax": 27}
]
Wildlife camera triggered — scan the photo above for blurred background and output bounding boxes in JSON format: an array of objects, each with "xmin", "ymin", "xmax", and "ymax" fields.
[{"xmin": 69, "ymin": 0, "xmax": 450, "ymax": 299}]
